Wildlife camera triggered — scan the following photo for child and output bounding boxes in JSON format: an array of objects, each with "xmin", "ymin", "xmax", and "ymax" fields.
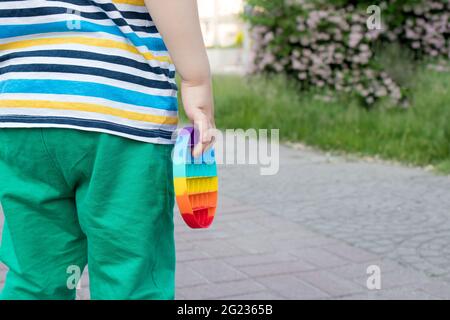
[{"xmin": 0, "ymin": 0, "xmax": 215, "ymax": 299}]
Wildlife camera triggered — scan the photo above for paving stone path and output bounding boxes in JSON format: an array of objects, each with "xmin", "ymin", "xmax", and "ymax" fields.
[{"xmin": 1, "ymin": 144, "xmax": 450, "ymax": 299}]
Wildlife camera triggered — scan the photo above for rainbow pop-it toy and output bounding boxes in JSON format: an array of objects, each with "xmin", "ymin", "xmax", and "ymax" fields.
[{"xmin": 173, "ymin": 127, "xmax": 218, "ymax": 228}]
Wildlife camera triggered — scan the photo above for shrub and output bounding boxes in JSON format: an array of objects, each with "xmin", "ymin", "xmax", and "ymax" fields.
[
  {"xmin": 243, "ymin": 0, "xmax": 449, "ymax": 106},
  {"xmin": 392, "ymin": 1, "xmax": 450, "ymax": 59}
]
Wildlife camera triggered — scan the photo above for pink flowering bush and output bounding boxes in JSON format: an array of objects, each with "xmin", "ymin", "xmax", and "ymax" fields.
[
  {"xmin": 393, "ymin": 1, "xmax": 449, "ymax": 59},
  {"xmin": 243, "ymin": 0, "xmax": 449, "ymax": 106}
]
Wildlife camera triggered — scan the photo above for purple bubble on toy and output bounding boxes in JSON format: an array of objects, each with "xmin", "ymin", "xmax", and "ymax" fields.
[{"xmin": 183, "ymin": 126, "xmax": 199, "ymax": 148}]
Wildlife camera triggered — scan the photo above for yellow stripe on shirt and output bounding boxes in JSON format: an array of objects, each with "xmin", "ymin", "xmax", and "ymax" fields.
[
  {"xmin": 0, "ymin": 100, "xmax": 178, "ymax": 125},
  {"xmin": 112, "ymin": 0, "xmax": 145, "ymax": 6},
  {"xmin": 0, "ymin": 37, "xmax": 171, "ymax": 63}
]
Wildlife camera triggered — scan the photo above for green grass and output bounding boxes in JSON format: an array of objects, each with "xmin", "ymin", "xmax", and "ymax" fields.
[{"xmin": 180, "ymin": 65, "xmax": 450, "ymax": 173}]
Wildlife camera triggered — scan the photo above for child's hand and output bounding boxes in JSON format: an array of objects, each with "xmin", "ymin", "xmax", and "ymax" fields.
[
  {"xmin": 145, "ymin": 0, "xmax": 214, "ymax": 157},
  {"xmin": 181, "ymin": 79, "xmax": 216, "ymax": 158}
]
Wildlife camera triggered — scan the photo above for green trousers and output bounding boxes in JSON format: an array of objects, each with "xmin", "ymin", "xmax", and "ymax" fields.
[{"xmin": 0, "ymin": 128, "xmax": 175, "ymax": 300}]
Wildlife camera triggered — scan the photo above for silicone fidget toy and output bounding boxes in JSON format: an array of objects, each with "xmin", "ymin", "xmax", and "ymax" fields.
[{"xmin": 173, "ymin": 127, "xmax": 218, "ymax": 229}]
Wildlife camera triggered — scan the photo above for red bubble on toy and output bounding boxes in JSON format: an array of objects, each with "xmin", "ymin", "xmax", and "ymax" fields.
[{"xmin": 173, "ymin": 127, "xmax": 218, "ymax": 228}]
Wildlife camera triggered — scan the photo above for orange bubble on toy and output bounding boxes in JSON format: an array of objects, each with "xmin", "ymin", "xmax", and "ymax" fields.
[{"xmin": 173, "ymin": 127, "xmax": 218, "ymax": 228}]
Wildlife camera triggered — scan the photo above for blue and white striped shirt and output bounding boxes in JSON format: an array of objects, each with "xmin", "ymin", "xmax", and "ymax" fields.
[{"xmin": 0, "ymin": 0, "xmax": 178, "ymax": 144}]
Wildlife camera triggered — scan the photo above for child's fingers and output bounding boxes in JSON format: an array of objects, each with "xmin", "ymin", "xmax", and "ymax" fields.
[
  {"xmin": 192, "ymin": 129, "xmax": 214, "ymax": 157},
  {"xmin": 192, "ymin": 113, "xmax": 214, "ymax": 157},
  {"xmin": 197, "ymin": 134, "xmax": 215, "ymax": 157}
]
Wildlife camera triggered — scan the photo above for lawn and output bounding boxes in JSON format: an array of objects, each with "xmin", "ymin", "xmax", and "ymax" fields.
[{"xmin": 179, "ymin": 64, "xmax": 450, "ymax": 173}]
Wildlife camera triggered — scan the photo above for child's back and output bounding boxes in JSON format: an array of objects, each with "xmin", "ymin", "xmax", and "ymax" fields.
[{"xmin": 0, "ymin": 0, "xmax": 177, "ymax": 143}]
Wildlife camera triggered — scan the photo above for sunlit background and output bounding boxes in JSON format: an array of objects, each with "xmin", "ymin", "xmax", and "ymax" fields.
[{"xmin": 198, "ymin": 0, "xmax": 248, "ymax": 73}]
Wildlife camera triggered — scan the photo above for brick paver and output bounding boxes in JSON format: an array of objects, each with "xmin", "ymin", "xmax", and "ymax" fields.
[{"xmin": 1, "ymin": 144, "xmax": 450, "ymax": 299}]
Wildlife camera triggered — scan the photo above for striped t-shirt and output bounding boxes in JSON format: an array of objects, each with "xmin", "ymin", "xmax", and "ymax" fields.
[{"xmin": 0, "ymin": 0, "xmax": 178, "ymax": 144}]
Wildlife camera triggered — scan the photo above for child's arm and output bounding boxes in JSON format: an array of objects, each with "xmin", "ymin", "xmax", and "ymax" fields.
[{"xmin": 145, "ymin": 0, "xmax": 215, "ymax": 156}]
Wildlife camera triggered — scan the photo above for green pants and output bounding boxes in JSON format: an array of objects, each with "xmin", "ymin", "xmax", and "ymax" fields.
[{"xmin": 0, "ymin": 128, "xmax": 175, "ymax": 300}]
